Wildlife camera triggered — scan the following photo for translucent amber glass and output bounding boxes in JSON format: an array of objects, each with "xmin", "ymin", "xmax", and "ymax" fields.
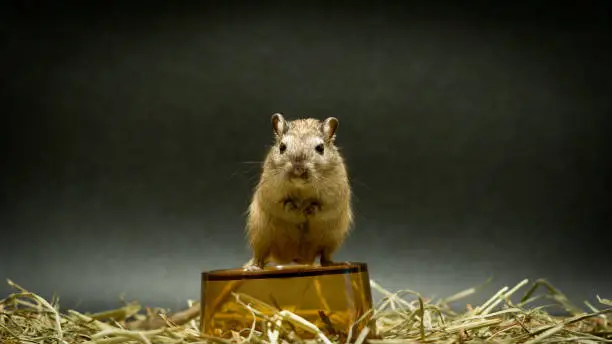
[{"xmin": 200, "ymin": 262, "xmax": 376, "ymax": 341}]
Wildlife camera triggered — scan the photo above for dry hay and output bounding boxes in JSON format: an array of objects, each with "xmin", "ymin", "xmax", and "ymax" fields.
[{"xmin": 1, "ymin": 277, "xmax": 610, "ymax": 344}]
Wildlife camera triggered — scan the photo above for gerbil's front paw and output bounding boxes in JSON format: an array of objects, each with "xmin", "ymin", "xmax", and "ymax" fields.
[
  {"xmin": 304, "ymin": 201, "xmax": 321, "ymax": 216},
  {"xmin": 283, "ymin": 199, "xmax": 299, "ymax": 212}
]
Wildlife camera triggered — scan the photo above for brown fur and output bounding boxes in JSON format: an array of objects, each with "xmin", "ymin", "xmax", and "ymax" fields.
[{"xmin": 243, "ymin": 113, "xmax": 353, "ymax": 270}]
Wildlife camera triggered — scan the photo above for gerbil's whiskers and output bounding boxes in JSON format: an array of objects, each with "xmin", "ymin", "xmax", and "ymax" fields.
[
  {"xmin": 226, "ymin": 161, "xmax": 264, "ymax": 183},
  {"xmin": 350, "ymin": 177, "xmax": 371, "ymax": 190},
  {"xmin": 255, "ymin": 169, "xmax": 283, "ymax": 189}
]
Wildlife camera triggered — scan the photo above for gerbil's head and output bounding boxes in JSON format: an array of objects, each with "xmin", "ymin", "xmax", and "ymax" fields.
[{"xmin": 265, "ymin": 113, "xmax": 344, "ymax": 185}]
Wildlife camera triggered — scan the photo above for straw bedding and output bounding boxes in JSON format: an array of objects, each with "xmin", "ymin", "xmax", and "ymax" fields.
[{"xmin": 1, "ymin": 277, "xmax": 610, "ymax": 343}]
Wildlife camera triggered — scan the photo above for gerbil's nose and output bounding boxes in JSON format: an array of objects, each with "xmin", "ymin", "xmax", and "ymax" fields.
[{"xmin": 291, "ymin": 162, "xmax": 308, "ymax": 178}]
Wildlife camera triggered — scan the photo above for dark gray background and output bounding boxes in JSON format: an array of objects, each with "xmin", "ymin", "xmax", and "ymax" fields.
[{"xmin": 2, "ymin": 2, "xmax": 611, "ymax": 313}]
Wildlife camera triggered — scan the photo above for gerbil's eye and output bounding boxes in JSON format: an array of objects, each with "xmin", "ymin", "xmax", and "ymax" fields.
[
  {"xmin": 279, "ymin": 143, "xmax": 287, "ymax": 154},
  {"xmin": 315, "ymin": 144, "xmax": 324, "ymax": 155}
]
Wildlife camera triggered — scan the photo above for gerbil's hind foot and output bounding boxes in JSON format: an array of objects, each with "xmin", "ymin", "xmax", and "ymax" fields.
[
  {"xmin": 242, "ymin": 258, "xmax": 266, "ymax": 271},
  {"xmin": 319, "ymin": 253, "xmax": 351, "ymax": 267},
  {"xmin": 320, "ymin": 260, "xmax": 352, "ymax": 267},
  {"xmin": 244, "ymin": 264, "xmax": 264, "ymax": 271}
]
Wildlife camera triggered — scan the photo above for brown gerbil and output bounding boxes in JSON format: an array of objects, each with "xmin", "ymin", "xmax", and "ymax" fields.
[{"xmin": 243, "ymin": 113, "xmax": 353, "ymax": 271}]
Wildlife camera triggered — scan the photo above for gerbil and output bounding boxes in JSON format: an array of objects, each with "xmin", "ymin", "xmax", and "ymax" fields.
[{"xmin": 243, "ymin": 113, "xmax": 353, "ymax": 271}]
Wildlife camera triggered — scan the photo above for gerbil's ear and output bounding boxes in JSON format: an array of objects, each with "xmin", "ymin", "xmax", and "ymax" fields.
[
  {"xmin": 271, "ymin": 113, "xmax": 288, "ymax": 138},
  {"xmin": 321, "ymin": 117, "xmax": 339, "ymax": 142}
]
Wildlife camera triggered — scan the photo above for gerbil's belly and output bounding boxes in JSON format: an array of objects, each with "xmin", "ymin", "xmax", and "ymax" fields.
[{"xmin": 268, "ymin": 231, "xmax": 320, "ymax": 265}]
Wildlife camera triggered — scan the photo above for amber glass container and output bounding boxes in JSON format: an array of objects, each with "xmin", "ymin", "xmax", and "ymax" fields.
[{"xmin": 200, "ymin": 262, "xmax": 375, "ymax": 341}]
